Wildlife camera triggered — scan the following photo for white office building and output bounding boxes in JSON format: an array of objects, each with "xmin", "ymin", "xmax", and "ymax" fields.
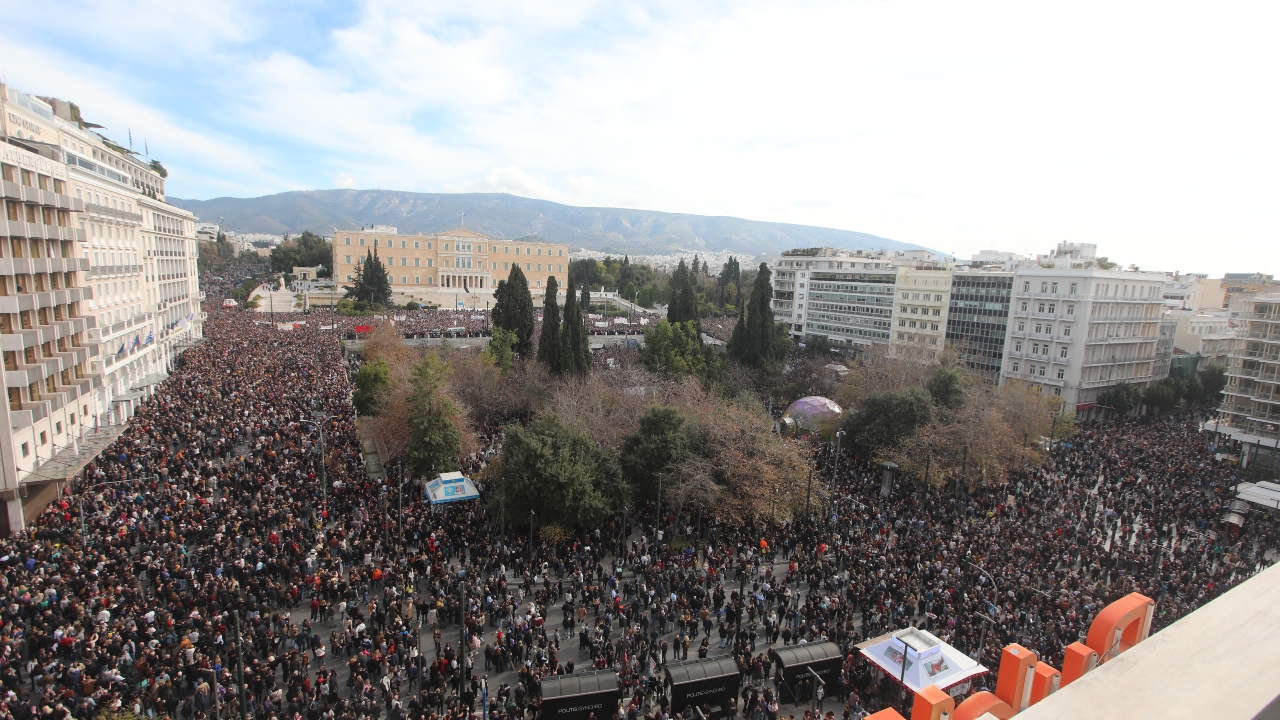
[{"xmin": 999, "ymin": 243, "xmax": 1168, "ymax": 414}]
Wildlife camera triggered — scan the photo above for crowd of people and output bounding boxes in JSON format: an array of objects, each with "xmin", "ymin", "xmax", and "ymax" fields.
[{"xmin": 0, "ymin": 268, "xmax": 1268, "ymax": 720}]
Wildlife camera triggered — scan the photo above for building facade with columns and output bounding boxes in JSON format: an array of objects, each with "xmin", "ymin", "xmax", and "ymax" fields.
[{"xmin": 332, "ymin": 226, "xmax": 570, "ymax": 305}]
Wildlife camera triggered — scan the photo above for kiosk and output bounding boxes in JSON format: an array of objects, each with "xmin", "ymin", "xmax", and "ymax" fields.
[
  {"xmin": 664, "ymin": 657, "xmax": 741, "ymax": 718},
  {"xmin": 539, "ymin": 672, "xmax": 620, "ymax": 720},
  {"xmin": 768, "ymin": 642, "xmax": 843, "ymax": 705}
]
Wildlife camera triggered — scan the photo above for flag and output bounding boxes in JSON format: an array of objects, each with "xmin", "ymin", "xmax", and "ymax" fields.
[
  {"xmin": 145, "ymin": 330, "xmax": 154, "ymax": 345},
  {"xmin": 117, "ymin": 343, "xmax": 125, "ymax": 356},
  {"xmin": 131, "ymin": 334, "xmax": 141, "ymax": 349},
  {"xmin": 128, "ymin": 129, "xmax": 133, "ymax": 151}
]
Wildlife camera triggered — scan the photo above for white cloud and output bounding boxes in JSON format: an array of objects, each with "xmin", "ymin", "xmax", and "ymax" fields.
[{"xmin": 3, "ymin": 0, "xmax": 1278, "ymax": 276}]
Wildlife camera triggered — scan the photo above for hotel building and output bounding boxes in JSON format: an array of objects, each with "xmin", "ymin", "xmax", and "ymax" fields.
[{"xmin": 0, "ymin": 84, "xmax": 203, "ymax": 530}]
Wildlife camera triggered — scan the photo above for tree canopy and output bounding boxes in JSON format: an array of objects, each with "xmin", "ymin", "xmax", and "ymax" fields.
[
  {"xmin": 270, "ymin": 231, "xmax": 331, "ymax": 274},
  {"xmin": 641, "ymin": 319, "xmax": 717, "ymax": 380},
  {"xmin": 558, "ymin": 277, "xmax": 591, "ymax": 375},
  {"xmin": 344, "ymin": 250, "xmax": 392, "ymax": 306},
  {"xmin": 404, "ymin": 354, "xmax": 463, "ymax": 478},
  {"xmin": 494, "ymin": 413, "xmax": 624, "ymax": 529}
]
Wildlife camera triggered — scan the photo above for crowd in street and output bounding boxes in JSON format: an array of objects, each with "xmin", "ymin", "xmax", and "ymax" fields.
[{"xmin": 0, "ymin": 269, "xmax": 1268, "ymax": 720}]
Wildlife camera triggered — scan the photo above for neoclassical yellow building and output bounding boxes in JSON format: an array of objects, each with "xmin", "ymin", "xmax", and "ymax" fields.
[{"xmin": 332, "ymin": 227, "xmax": 570, "ymax": 297}]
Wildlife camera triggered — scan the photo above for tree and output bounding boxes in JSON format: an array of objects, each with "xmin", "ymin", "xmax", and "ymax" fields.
[
  {"xmin": 841, "ymin": 387, "xmax": 934, "ymax": 460},
  {"xmin": 636, "ymin": 287, "xmax": 654, "ymax": 308},
  {"xmin": 727, "ymin": 262, "xmax": 787, "ymax": 369},
  {"xmin": 404, "ymin": 354, "xmax": 463, "ymax": 478},
  {"xmin": 492, "ymin": 266, "xmax": 535, "ymax": 357},
  {"xmin": 537, "ymin": 276, "xmax": 562, "ymax": 373},
  {"xmin": 352, "ymin": 358, "xmax": 391, "ymax": 415},
  {"xmin": 149, "ymin": 159, "xmax": 168, "ymax": 178},
  {"xmin": 621, "ymin": 406, "xmax": 694, "ymax": 502},
  {"xmin": 667, "ymin": 260, "xmax": 699, "ymax": 324},
  {"xmin": 494, "ymin": 413, "xmax": 624, "ymax": 529},
  {"xmin": 1142, "ymin": 379, "xmax": 1179, "ymax": 415},
  {"xmin": 1097, "ymin": 383, "xmax": 1142, "ymax": 417},
  {"xmin": 641, "ymin": 319, "xmax": 717, "ymax": 379},
  {"xmin": 717, "ymin": 257, "xmax": 741, "ymax": 305},
  {"xmin": 622, "ymin": 281, "xmax": 638, "ymax": 302},
  {"xmin": 581, "ymin": 281, "xmax": 592, "ymax": 313},
  {"xmin": 559, "ymin": 276, "xmax": 591, "ymax": 375},
  {"xmin": 345, "ymin": 250, "xmax": 392, "ymax": 306},
  {"xmin": 926, "ymin": 366, "xmax": 967, "ymax": 411},
  {"xmin": 1198, "ymin": 364, "xmax": 1227, "ymax": 404},
  {"xmin": 484, "ymin": 326, "xmax": 517, "ymax": 373}
]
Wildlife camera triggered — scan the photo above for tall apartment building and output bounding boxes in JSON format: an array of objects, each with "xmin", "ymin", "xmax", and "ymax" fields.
[
  {"xmin": 0, "ymin": 85, "xmax": 202, "ymax": 530},
  {"xmin": 1000, "ymin": 243, "xmax": 1167, "ymax": 413},
  {"xmin": 771, "ymin": 247, "xmax": 949, "ymax": 356},
  {"xmin": 333, "ymin": 227, "xmax": 569, "ymax": 305},
  {"xmin": 945, "ymin": 269, "xmax": 1013, "ymax": 379},
  {"xmin": 1211, "ymin": 293, "xmax": 1280, "ymax": 470},
  {"xmin": 890, "ymin": 265, "xmax": 953, "ymax": 358}
]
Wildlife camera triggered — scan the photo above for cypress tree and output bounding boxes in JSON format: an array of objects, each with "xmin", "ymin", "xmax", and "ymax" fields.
[
  {"xmin": 728, "ymin": 262, "xmax": 780, "ymax": 369},
  {"xmin": 538, "ymin": 276, "xmax": 562, "ymax": 373},
  {"xmin": 560, "ymin": 277, "xmax": 590, "ymax": 375},
  {"xmin": 581, "ymin": 281, "xmax": 592, "ymax": 314},
  {"xmin": 494, "ymin": 266, "xmax": 535, "ymax": 357}
]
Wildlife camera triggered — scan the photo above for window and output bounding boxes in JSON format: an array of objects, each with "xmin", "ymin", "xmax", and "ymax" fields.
[
  {"xmin": 401, "ymin": 241, "xmax": 406, "ymax": 248},
  {"xmin": 1038, "ymin": 303, "xmax": 1046, "ymax": 313},
  {"xmin": 525, "ymin": 263, "xmax": 531, "ymax": 271},
  {"xmin": 1011, "ymin": 363, "xmax": 1020, "ymax": 373},
  {"xmin": 503, "ymin": 262, "xmax": 509, "ymax": 270},
  {"xmin": 1021, "ymin": 302, "xmax": 1028, "ymax": 311},
  {"xmin": 1045, "ymin": 324, "xmax": 1052, "ymax": 334},
  {"xmin": 374, "ymin": 239, "xmax": 380, "ymax": 247},
  {"xmin": 344, "ymin": 237, "xmax": 350, "ymax": 245},
  {"xmin": 1017, "ymin": 322, "xmax": 1025, "ymax": 332},
  {"xmin": 1060, "ymin": 347, "xmax": 1068, "ymax": 358},
  {"xmin": 1048, "ymin": 304, "xmax": 1056, "ymax": 313},
  {"xmin": 1032, "ymin": 343, "xmax": 1040, "ymax": 355},
  {"xmin": 1040, "ymin": 282, "xmax": 1048, "ymax": 293},
  {"xmin": 428, "ymin": 242, "xmax": 433, "ymax": 249},
  {"xmin": 1035, "ymin": 324, "xmax": 1043, "ymax": 333},
  {"xmin": 901, "ymin": 292, "xmax": 909, "ymax": 299},
  {"xmin": 20, "ymin": 442, "xmax": 28, "ymax": 458},
  {"xmin": 1038, "ymin": 366, "xmax": 1046, "ymax": 376},
  {"xmin": 428, "ymin": 259, "xmax": 433, "ymax": 267},
  {"xmin": 1051, "ymin": 282, "xmax": 1058, "ymax": 294},
  {"xmin": 1054, "ymin": 387, "xmax": 1062, "ymax": 395},
  {"xmin": 1070, "ymin": 282, "xmax": 1078, "ymax": 294},
  {"xmin": 415, "ymin": 258, "xmax": 420, "ymax": 266},
  {"xmin": 1066, "ymin": 305, "xmax": 1074, "ymax": 315},
  {"xmin": 414, "ymin": 241, "xmax": 420, "ymax": 249},
  {"xmin": 359, "ymin": 238, "xmax": 365, "ymax": 246},
  {"xmin": 415, "ymin": 276, "xmax": 420, "ymax": 284},
  {"xmin": 933, "ymin": 308, "xmax": 940, "ymax": 316},
  {"xmin": 1023, "ymin": 281, "xmax": 1030, "ymax": 292},
  {"xmin": 400, "ymin": 276, "xmax": 406, "ymax": 284},
  {"xmin": 444, "ymin": 243, "xmax": 450, "ymax": 250},
  {"xmin": 1015, "ymin": 341, "xmax": 1023, "ymax": 352},
  {"xmin": 899, "ymin": 319, "xmax": 906, "ymax": 327},
  {"xmin": 931, "ymin": 323, "xmax": 939, "ymax": 331}
]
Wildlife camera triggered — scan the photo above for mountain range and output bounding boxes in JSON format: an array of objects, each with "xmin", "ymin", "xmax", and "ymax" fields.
[{"xmin": 168, "ymin": 189, "xmax": 919, "ymax": 257}]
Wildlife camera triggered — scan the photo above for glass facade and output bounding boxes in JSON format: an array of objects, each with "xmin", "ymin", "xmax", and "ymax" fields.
[
  {"xmin": 945, "ymin": 272, "xmax": 1012, "ymax": 379},
  {"xmin": 807, "ymin": 271, "xmax": 896, "ymax": 344}
]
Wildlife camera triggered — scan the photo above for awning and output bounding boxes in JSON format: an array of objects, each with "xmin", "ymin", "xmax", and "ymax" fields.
[
  {"xmin": 1223, "ymin": 512, "xmax": 1247, "ymax": 528},
  {"xmin": 426, "ymin": 471, "xmax": 480, "ymax": 504},
  {"xmin": 111, "ymin": 391, "xmax": 146, "ymax": 403},
  {"xmin": 1235, "ymin": 482, "xmax": 1280, "ymax": 511},
  {"xmin": 20, "ymin": 424, "xmax": 126, "ymax": 485},
  {"xmin": 131, "ymin": 372, "xmax": 169, "ymax": 390},
  {"xmin": 858, "ymin": 627, "xmax": 988, "ymax": 694}
]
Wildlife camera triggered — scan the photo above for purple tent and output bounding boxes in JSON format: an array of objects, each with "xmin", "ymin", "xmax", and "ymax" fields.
[{"xmin": 784, "ymin": 396, "xmax": 843, "ymax": 431}]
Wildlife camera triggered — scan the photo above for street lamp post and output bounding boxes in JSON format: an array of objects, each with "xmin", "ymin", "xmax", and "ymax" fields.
[
  {"xmin": 827, "ymin": 429, "xmax": 845, "ymax": 527},
  {"xmin": 655, "ymin": 473, "xmax": 664, "ymax": 550},
  {"xmin": 528, "ymin": 510, "xmax": 536, "ymax": 565}
]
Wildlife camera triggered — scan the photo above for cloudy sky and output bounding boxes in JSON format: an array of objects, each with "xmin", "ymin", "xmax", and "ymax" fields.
[{"xmin": 4, "ymin": 1, "xmax": 1277, "ymax": 275}]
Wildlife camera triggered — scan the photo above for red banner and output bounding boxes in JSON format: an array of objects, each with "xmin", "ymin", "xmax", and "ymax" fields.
[{"xmin": 354, "ymin": 325, "xmax": 373, "ymax": 333}]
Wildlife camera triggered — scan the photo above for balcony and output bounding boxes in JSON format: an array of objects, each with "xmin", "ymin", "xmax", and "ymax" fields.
[{"xmin": 81, "ymin": 202, "xmax": 143, "ymax": 224}]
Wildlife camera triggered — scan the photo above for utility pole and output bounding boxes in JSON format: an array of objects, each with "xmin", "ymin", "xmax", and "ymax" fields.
[
  {"xmin": 457, "ymin": 569, "xmax": 467, "ymax": 699},
  {"xmin": 655, "ymin": 473, "xmax": 664, "ymax": 550},
  {"xmin": 528, "ymin": 510, "xmax": 536, "ymax": 564},
  {"xmin": 804, "ymin": 465, "xmax": 813, "ymax": 521},
  {"xmin": 827, "ymin": 430, "xmax": 844, "ymax": 527},
  {"xmin": 399, "ymin": 463, "xmax": 404, "ymax": 545},
  {"xmin": 958, "ymin": 445, "xmax": 969, "ymax": 494}
]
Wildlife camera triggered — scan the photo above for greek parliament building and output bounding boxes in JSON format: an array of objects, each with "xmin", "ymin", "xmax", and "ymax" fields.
[
  {"xmin": 0, "ymin": 85, "xmax": 203, "ymax": 531},
  {"xmin": 332, "ymin": 225, "xmax": 570, "ymax": 305}
]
